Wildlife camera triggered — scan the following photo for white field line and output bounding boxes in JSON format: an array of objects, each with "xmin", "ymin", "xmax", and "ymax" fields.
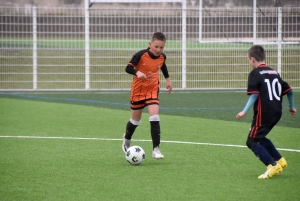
[{"xmin": 1, "ymin": 135, "xmax": 300, "ymax": 153}]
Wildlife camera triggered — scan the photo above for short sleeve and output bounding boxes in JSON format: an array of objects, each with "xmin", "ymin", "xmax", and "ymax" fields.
[
  {"xmin": 247, "ymin": 70, "xmax": 260, "ymax": 95},
  {"xmin": 279, "ymin": 76, "xmax": 292, "ymax": 95},
  {"xmin": 128, "ymin": 49, "xmax": 147, "ymax": 66}
]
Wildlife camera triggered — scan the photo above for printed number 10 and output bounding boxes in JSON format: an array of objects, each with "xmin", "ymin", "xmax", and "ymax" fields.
[{"xmin": 264, "ymin": 78, "xmax": 281, "ymax": 101}]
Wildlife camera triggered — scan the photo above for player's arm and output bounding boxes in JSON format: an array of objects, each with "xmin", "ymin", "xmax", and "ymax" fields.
[
  {"xmin": 126, "ymin": 64, "xmax": 147, "ymax": 80},
  {"xmin": 161, "ymin": 63, "xmax": 172, "ymax": 93},
  {"xmin": 165, "ymin": 77, "xmax": 172, "ymax": 94},
  {"xmin": 281, "ymin": 77, "xmax": 296, "ymax": 115},
  {"xmin": 125, "ymin": 52, "xmax": 139, "ymax": 76},
  {"xmin": 126, "ymin": 52, "xmax": 139, "ymax": 74},
  {"xmin": 236, "ymin": 93, "xmax": 259, "ymax": 120},
  {"xmin": 160, "ymin": 63, "xmax": 169, "ymax": 79},
  {"xmin": 125, "ymin": 50, "xmax": 147, "ymax": 80},
  {"xmin": 287, "ymin": 90, "xmax": 297, "ymax": 115},
  {"xmin": 125, "ymin": 64, "xmax": 138, "ymax": 75}
]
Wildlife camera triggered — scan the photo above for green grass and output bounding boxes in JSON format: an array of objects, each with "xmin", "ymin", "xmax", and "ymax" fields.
[
  {"xmin": 1, "ymin": 90, "xmax": 299, "ymax": 128},
  {"xmin": 0, "ymin": 91, "xmax": 300, "ymax": 200}
]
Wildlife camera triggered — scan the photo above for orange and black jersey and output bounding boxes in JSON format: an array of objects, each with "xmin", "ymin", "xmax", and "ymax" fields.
[
  {"xmin": 125, "ymin": 48, "xmax": 169, "ymax": 102},
  {"xmin": 126, "ymin": 48, "xmax": 169, "ymax": 78},
  {"xmin": 247, "ymin": 64, "xmax": 292, "ymax": 126}
]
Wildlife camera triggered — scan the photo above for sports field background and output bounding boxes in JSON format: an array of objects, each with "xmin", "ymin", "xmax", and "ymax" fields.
[
  {"xmin": 0, "ymin": 90, "xmax": 299, "ymax": 200},
  {"xmin": 1, "ymin": 37, "xmax": 299, "ymax": 90}
]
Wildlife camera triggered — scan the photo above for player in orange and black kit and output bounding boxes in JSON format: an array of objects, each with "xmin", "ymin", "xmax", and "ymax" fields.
[
  {"xmin": 236, "ymin": 45, "xmax": 297, "ymax": 179},
  {"xmin": 122, "ymin": 32, "xmax": 172, "ymax": 159}
]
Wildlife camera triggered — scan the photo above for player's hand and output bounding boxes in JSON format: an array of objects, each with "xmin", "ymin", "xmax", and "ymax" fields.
[
  {"xmin": 236, "ymin": 111, "xmax": 246, "ymax": 120},
  {"xmin": 289, "ymin": 108, "xmax": 297, "ymax": 116},
  {"xmin": 166, "ymin": 86, "xmax": 172, "ymax": 94},
  {"xmin": 165, "ymin": 78, "xmax": 172, "ymax": 94},
  {"xmin": 136, "ymin": 71, "xmax": 147, "ymax": 80}
]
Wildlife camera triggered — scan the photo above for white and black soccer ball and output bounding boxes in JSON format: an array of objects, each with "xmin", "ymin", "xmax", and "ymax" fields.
[{"xmin": 125, "ymin": 146, "xmax": 145, "ymax": 165}]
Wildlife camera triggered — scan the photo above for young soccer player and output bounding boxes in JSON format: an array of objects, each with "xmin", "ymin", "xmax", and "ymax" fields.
[
  {"xmin": 122, "ymin": 32, "xmax": 172, "ymax": 159},
  {"xmin": 236, "ymin": 45, "xmax": 296, "ymax": 179}
]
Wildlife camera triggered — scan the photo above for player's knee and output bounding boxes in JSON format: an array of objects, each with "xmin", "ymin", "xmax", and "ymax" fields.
[
  {"xmin": 130, "ymin": 118, "xmax": 141, "ymax": 125},
  {"xmin": 149, "ymin": 115, "xmax": 160, "ymax": 122},
  {"xmin": 246, "ymin": 137, "xmax": 256, "ymax": 149},
  {"xmin": 259, "ymin": 137, "xmax": 270, "ymax": 144}
]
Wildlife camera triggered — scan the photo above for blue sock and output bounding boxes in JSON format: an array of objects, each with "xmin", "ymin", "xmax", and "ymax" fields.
[
  {"xmin": 251, "ymin": 143, "xmax": 276, "ymax": 166},
  {"xmin": 259, "ymin": 138, "xmax": 282, "ymax": 161}
]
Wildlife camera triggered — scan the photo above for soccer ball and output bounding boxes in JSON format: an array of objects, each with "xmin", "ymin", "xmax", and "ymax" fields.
[{"xmin": 125, "ymin": 146, "xmax": 145, "ymax": 165}]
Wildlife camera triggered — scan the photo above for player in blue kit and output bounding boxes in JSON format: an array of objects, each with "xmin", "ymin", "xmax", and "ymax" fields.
[{"xmin": 236, "ymin": 45, "xmax": 297, "ymax": 179}]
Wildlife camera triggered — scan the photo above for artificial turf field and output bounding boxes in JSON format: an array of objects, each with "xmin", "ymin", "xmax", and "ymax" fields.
[{"xmin": 0, "ymin": 90, "xmax": 299, "ymax": 201}]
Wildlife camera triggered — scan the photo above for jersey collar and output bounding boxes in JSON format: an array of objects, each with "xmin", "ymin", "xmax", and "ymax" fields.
[
  {"xmin": 147, "ymin": 48, "xmax": 160, "ymax": 59},
  {"xmin": 257, "ymin": 64, "xmax": 268, "ymax": 68}
]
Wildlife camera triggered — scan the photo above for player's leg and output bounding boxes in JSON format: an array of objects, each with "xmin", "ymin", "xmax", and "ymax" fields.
[
  {"xmin": 246, "ymin": 126, "xmax": 282, "ymax": 179},
  {"xmin": 259, "ymin": 137, "xmax": 282, "ymax": 161},
  {"xmin": 260, "ymin": 137, "xmax": 287, "ymax": 169},
  {"xmin": 122, "ymin": 101, "xmax": 144, "ymax": 153},
  {"xmin": 125, "ymin": 109, "xmax": 143, "ymax": 139},
  {"xmin": 258, "ymin": 122, "xmax": 287, "ymax": 169},
  {"xmin": 246, "ymin": 136, "xmax": 276, "ymax": 166},
  {"xmin": 148, "ymin": 104, "xmax": 160, "ymax": 149},
  {"xmin": 147, "ymin": 103, "xmax": 164, "ymax": 159}
]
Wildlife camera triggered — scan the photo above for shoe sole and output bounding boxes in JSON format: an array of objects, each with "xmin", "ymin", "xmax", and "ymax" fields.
[
  {"xmin": 152, "ymin": 155, "xmax": 164, "ymax": 160},
  {"xmin": 258, "ymin": 165, "xmax": 282, "ymax": 179}
]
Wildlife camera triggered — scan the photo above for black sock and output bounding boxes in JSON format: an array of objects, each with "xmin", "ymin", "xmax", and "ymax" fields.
[
  {"xmin": 251, "ymin": 143, "xmax": 276, "ymax": 166},
  {"xmin": 150, "ymin": 121, "xmax": 160, "ymax": 149},
  {"xmin": 125, "ymin": 121, "xmax": 138, "ymax": 140}
]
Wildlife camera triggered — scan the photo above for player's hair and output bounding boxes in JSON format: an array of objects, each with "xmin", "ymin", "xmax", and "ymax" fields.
[
  {"xmin": 151, "ymin": 32, "xmax": 166, "ymax": 43},
  {"xmin": 248, "ymin": 45, "xmax": 266, "ymax": 62}
]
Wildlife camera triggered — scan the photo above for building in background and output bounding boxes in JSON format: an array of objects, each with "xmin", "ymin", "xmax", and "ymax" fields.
[{"xmin": 0, "ymin": 0, "xmax": 299, "ymax": 9}]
